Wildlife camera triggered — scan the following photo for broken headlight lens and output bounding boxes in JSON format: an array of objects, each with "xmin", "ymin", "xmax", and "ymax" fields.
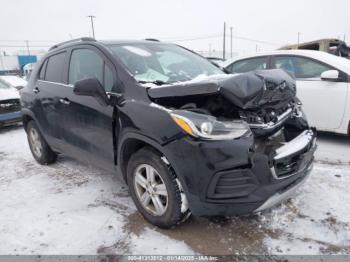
[{"xmin": 171, "ymin": 110, "xmax": 251, "ymax": 140}]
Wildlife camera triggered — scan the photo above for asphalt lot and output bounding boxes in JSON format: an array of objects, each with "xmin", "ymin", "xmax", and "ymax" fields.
[{"xmin": 0, "ymin": 125, "xmax": 349, "ymax": 255}]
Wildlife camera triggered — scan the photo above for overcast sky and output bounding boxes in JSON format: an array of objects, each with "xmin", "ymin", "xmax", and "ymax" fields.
[{"xmin": 1, "ymin": 0, "xmax": 349, "ymax": 56}]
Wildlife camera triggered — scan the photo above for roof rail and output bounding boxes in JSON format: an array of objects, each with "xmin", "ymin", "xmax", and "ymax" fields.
[
  {"xmin": 49, "ymin": 37, "xmax": 96, "ymax": 51},
  {"xmin": 144, "ymin": 38, "xmax": 160, "ymax": 42}
]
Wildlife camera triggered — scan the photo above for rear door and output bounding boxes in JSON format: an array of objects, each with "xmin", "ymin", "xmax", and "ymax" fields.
[
  {"xmin": 271, "ymin": 55, "xmax": 348, "ymax": 131},
  {"xmin": 60, "ymin": 46, "xmax": 116, "ymax": 171},
  {"xmin": 34, "ymin": 51, "xmax": 68, "ymax": 151}
]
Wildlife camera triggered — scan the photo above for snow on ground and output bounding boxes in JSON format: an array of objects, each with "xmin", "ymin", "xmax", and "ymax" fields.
[
  {"xmin": 315, "ymin": 132, "xmax": 350, "ymax": 165},
  {"xmin": 0, "ymin": 127, "xmax": 194, "ymax": 255},
  {"xmin": 0, "ymin": 126, "xmax": 349, "ymax": 255},
  {"xmin": 261, "ymin": 164, "xmax": 350, "ymax": 254}
]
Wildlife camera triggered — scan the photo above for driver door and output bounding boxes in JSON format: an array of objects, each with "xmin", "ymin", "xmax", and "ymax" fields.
[{"xmin": 60, "ymin": 46, "xmax": 117, "ymax": 171}]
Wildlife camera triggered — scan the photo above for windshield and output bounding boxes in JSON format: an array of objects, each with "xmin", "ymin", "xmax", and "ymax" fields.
[{"xmin": 108, "ymin": 43, "xmax": 224, "ymax": 85}]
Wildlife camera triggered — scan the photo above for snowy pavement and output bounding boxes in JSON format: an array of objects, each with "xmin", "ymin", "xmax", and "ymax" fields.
[{"xmin": 0, "ymin": 126, "xmax": 349, "ymax": 255}]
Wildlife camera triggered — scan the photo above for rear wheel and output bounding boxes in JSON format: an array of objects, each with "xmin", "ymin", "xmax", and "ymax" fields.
[
  {"xmin": 27, "ymin": 121, "xmax": 57, "ymax": 165},
  {"xmin": 127, "ymin": 147, "xmax": 190, "ymax": 228}
]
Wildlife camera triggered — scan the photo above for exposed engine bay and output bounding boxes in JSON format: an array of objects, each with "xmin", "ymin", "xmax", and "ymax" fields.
[{"xmin": 147, "ymin": 69, "xmax": 307, "ymax": 138}]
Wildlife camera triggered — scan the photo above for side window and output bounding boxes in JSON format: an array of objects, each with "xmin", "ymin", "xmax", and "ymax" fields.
[
  {"xmin": 38, "ymin": 59, "xmax": 48, "ymax": 80},
  {"xmin": 229, "ymin": 57, "xmax": 268, "ymax": 74},
  {"xmin": 104, "ymin": 64, "xmax": 114, "ymax": 92},
  {"xmin": 69, "ymin": 49, "xmax": 103, "ymax": 86},
  {"xmin": 273, "ymin": 56, "xmax": 332, "ymax": 79},
  {"xmin": 273, "ymin": 56, "xmax": 296, "ymax": 76},
  {"xmin": 45, "ymin": 52, "xmax": 66, "ymax": 83}
]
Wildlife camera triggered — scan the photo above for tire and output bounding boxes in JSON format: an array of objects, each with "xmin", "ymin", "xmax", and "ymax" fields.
[
  {"xmin": 127, "ymin": 147, "xmax": 189, "ymax": 228},
  {"xmin": 26, "ymin": 120, "xmax": 57, "ymax": 165}
]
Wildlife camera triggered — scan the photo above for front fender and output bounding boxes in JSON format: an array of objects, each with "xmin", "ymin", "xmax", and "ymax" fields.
[
  {"xmin": 116, "ymin": 130, "xmax": 190, "ymax": 193},
  {"xmin": 117, "ymin": 99, "xmax": 184, "ymax": 145}
]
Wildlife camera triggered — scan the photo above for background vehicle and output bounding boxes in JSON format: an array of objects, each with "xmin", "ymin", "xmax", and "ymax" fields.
[
  {"xmin": 223, "ymin": 50, "xmax": 350, "ymax": 135},
  {"xmin": 279, "ymin": 38, "xmax": 350, "ymax": 59},
  {"xmin": 20, "ymin": 38, "xmax": 315, "ymax": 228},
  {"xmin": 0, "ymin": 75, "xmax": 26, "ymax": 127},
  {"xmin": 0, "ymin": 75, "xmax": 27, "ymax": 90}
]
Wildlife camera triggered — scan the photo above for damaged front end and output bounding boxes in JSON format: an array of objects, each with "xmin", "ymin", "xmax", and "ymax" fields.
[
  {"xmin": 148, "ymin": 69, "xmax": 303, "ymax": 138},
  {"xmin": 146, "ymin": 69, "xmax": 316, "ymax": 214}
]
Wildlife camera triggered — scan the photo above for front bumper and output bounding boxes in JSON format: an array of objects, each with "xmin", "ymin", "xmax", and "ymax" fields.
[
  {"xmin": 255, "ymin": 162, "xmax": 313, "ymax": 212},
  {"xmin": 164, "ymin": 127, "xmax": 316, "ymax": 216},
  {"xmin": 0, "ymin": 111, "xmax": 22, "ymax": 126}
]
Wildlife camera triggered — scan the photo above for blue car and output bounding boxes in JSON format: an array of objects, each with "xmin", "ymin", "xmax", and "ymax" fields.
[{"xmin": 0, "ymin": 76, "xmax": 25, "ymax": 127}]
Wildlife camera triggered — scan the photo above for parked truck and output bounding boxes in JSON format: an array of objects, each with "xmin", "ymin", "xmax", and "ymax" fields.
[{"xmin": 279, "ymin": 38, "xmax": 350, "ymax": 59}]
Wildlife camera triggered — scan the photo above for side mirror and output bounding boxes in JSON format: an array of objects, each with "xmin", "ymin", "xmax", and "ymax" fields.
[
  {"xmin": 321, "ymin": 70, "xmax": 339, "ymax": 81},
  {"xmin": 73, "ymin": 77, "xmax": 109, "ymax": 106}
]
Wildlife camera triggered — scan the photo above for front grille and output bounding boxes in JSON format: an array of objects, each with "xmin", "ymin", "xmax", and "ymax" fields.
[
  {"xmin": 239, "ymin": 102, "xmax": 291, "ymax": 126},
  {"xmin": 0, "ymin": 99, "xmax": 21, "ymax": 114}
]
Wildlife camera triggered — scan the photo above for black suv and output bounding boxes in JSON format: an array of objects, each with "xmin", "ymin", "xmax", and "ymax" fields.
[{"xmin": 20, "ymin": 38, "xmax": 316, "ymax": 228}]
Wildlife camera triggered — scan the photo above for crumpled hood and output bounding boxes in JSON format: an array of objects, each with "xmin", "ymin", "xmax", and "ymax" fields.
[
  {"xmin": 0, "ymin": 87, "xmax": 20, "ymax": 101},
  {"xmin": 147, "ymin": 69, "xmax": 296, "ymax": 109}
]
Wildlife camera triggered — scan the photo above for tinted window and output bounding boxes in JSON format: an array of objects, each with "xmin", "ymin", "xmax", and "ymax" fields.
[
  {"xmin": 273, "ymin": 56, "xmax": 332, "ymax": 78},
  {"xmin": 229, "ymin": 57, "xmax": 268, "ymax": 73},
  {"xmin": 69, "ymin": 49, "xmax": 103, "ymax": 85},
  {"xmin": 45, "ymin": 52, "xmax": 66, "ymax": 83},
  {"xmin": 104, "ymin": 64, "xmax": 114, "ymax": 92},
  {"xmin": 39, "ymin": 59, "xmax": 48, "ymax": 80}
]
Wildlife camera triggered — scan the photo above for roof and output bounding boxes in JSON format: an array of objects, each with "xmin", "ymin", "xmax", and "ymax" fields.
[
  {"xmin": 48, "ymin": 38, "xmax": 170, "ymax": 53},
  {"xmin": 100, "ymin": 39, "xmax": 168, "ymax": 45},
  {"xmin": 221, "ymin": 50, "xmax": 350, "ymax": 74}
]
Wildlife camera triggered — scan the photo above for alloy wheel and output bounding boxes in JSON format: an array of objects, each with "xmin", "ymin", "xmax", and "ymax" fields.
[
  {"xmin": 133, "ymin": 164, "xmax": 168, "ymax": 216},
  {"xmin": 29, "ymin": 128, "xmax": 43, "ymax": 158}
]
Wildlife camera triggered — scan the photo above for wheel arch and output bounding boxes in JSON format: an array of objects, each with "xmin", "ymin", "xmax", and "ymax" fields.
[
  {"xmin": 21, "ymin": 109, "xmax": 38, "ymax": 132},
  {"xmin": 117, "ymin": 133, "xmax": 183, "ymax": 187},
  {"xmin": 118, "ymin": 133, "xmax": 165, "ymax": 181}
]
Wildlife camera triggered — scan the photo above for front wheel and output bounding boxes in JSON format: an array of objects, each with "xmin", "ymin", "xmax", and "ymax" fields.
[
  {"xmin": 27, "ymin": 120, "xmax": 57, "ymax": 165},
  {"xmin": 127, "ymin": 147, "xmax": 190, "ymax": 228}
]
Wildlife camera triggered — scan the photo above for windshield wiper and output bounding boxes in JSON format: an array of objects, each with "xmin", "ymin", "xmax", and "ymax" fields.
[{"xmin": 138, "ymin": 80, "xmax": 167, "ymax": 86}]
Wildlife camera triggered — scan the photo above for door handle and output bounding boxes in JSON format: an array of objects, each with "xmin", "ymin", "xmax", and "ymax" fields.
[
  {"xmin": 33, "ymin": 87, "xmax": 40, "ymax": 94},
  {"xmin": 59, "ymin": 98, "xmax": 70, "ymax": 105}
]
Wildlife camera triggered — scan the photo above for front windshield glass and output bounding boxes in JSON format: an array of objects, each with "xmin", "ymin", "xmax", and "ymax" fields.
[{"xmin": 108, "ymin": 43, "xmax": 224, "ymax": 85}]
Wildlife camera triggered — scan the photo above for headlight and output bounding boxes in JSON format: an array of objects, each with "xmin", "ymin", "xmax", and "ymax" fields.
[{"xmin": 170, "ymin": 110, "xmax": 251, "ymax": 140}]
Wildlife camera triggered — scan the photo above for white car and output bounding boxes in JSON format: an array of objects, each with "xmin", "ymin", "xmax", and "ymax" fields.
[
  {"xmin": 222, "ymin": 50, "xmax": 350, "ymax": 135},
  {"xmin": 0, "ymin": 75, "xmax": 27, "ymax": 127},
  {"xmin": 0, "ymin": 75, "xmax": 27, "ymax": 90}
]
